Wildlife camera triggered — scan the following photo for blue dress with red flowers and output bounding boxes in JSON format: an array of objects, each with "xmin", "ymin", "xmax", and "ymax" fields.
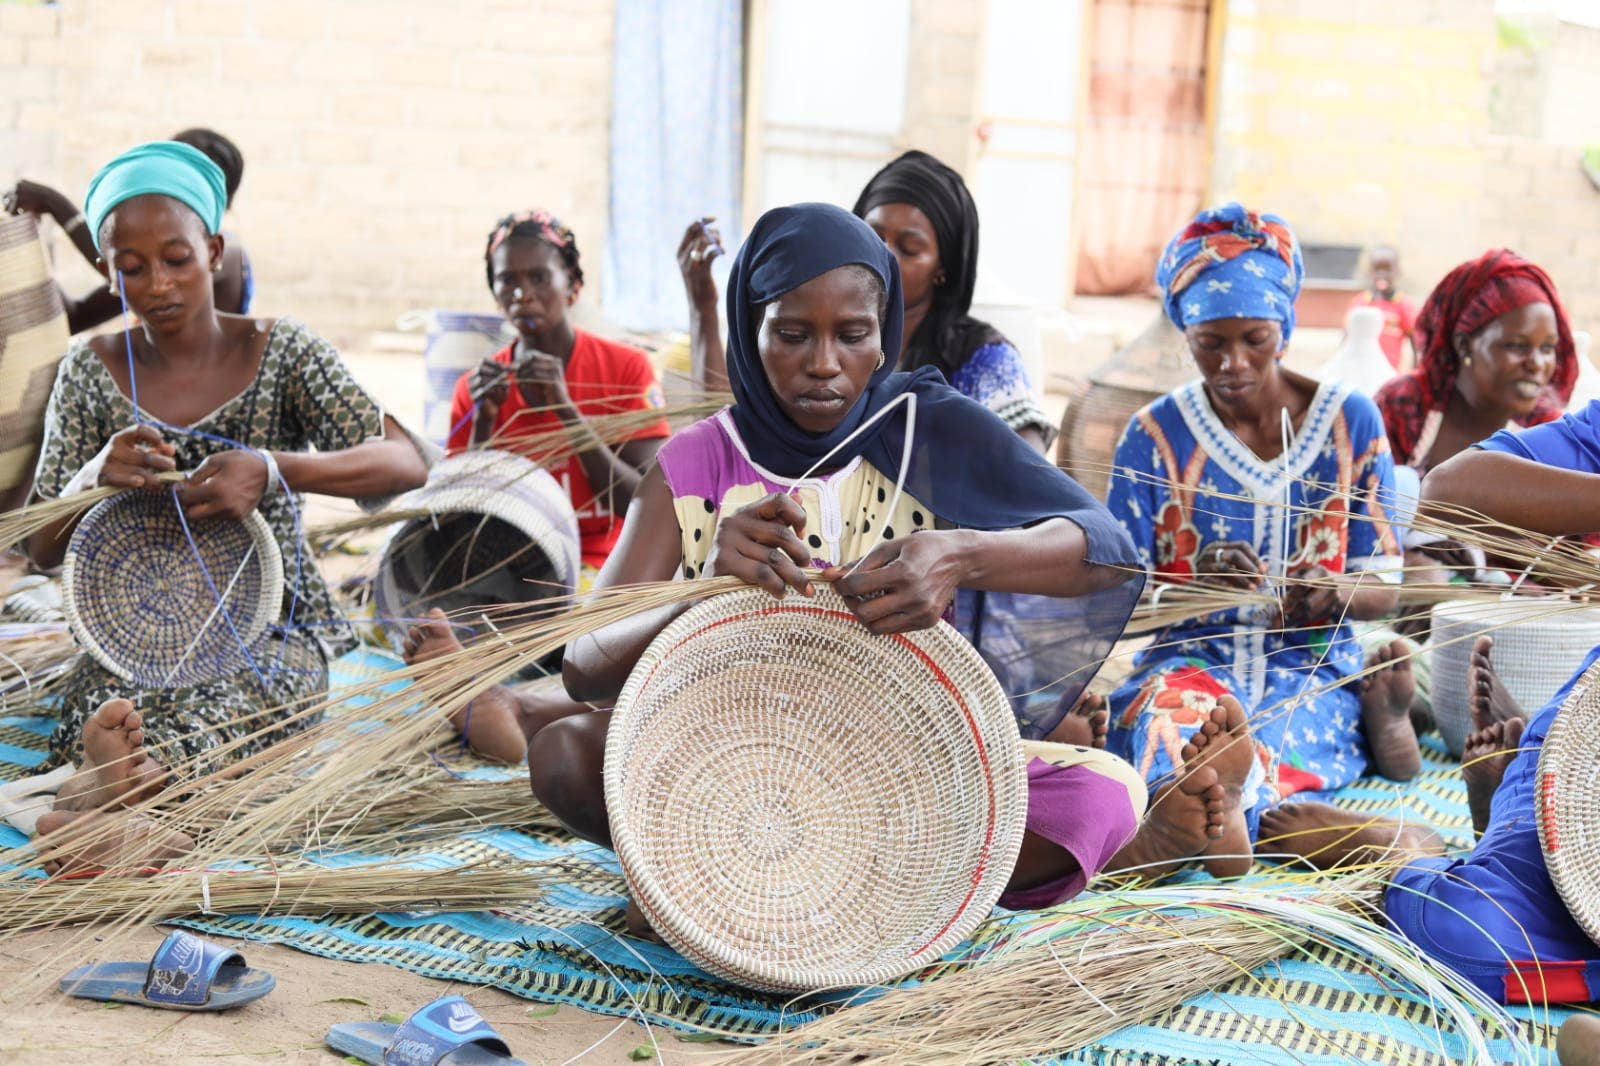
[{"xmin": 1103, "ymin": 380, "xmax": 1401, "ymax": 831}]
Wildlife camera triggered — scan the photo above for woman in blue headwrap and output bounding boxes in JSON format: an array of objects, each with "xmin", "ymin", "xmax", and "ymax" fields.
[
  {"xmin": 1098, "ymin": 203, "xmax": 1433, "ymax": 881},
  {"xmin": 25, "ymin": 141, "xmax": 426, "ymax": 873},
  {"xmin": 524, "ymin": 202, "xmax": 1152, "ymax": 925}
]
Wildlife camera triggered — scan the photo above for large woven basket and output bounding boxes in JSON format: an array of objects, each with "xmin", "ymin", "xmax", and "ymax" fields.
[
  {"xmin": 605, "ymin": 586, "xmax": 1028, "ymax": 992},
  {"xmin": 0, "ymin": 215, "xmax": 70, "ymax": 499},
  {"xmin": 1057, "ymin": 311, "xmax": 1194, "ymax": 501},
  {"xmin": 1431, "ymin": 597, "xmax": 1600, "ymax": 757},
  {"xmin": 397, "ymin": 310, "xmax": 511, "ymax": 447},
  {"xmin": 374, "ymin": 449, "xmax": 579, "ymax": 644},
  {"xmin": 63, "ymin": 491, "xmax": 284, "ymax": 688},
  {"xmin": 1536, "ymin": 655, "xmax": 1600, "ymax": 948}
]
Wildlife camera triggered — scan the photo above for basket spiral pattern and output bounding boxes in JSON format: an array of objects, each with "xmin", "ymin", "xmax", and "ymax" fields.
[
  {"xmin": 63, "ymin": 491, "xmax": 283, "ymax": 688},
  {"xmin": 1536, "ymin": 656, "xmax": 1600, "ymax": 949},
  {"xmin": 604, "ymin": 586, "xmax": 1028, "ymax": 992}
]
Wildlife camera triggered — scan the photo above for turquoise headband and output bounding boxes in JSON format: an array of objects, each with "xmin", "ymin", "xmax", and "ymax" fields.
[{"xmin": 84, "ymin": 141, "xmax": 227, "ymax": 254}]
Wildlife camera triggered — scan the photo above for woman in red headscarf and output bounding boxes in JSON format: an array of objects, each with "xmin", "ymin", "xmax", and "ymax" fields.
[{"xmin": 1374, "ymin": 249, "xmax": 1576, "ymax": 476}]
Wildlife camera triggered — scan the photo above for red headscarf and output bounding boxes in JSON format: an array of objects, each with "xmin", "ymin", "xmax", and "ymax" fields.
[{"xmin": 1375, "ymin": 249, "xmax": 1576, "ymax": 466}]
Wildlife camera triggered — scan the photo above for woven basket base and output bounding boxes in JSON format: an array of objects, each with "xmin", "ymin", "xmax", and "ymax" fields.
[{"xmin": 1536, "ymin": 656, "xmax": 1600, "ymax": 949}]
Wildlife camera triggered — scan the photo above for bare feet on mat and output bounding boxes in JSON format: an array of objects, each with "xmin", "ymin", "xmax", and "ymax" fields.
[
  {"xmin": 1468, "ymin": 635, "xmax": 1525, "ymax": 732},
  {"xmin": 1461, "ymin": 717, "xmax": 1526, "ymax": 839},
  {"xmin": 1559, "ymin": 1015, "xmax": 1600, "ymax": 1066},
  {"xmin": 1045, "ymin": 691, "xmax": 1108, "ymax": 750},
  {"xmin": 34, "ymin": 809, "xmax": 195, "ymax": 877},
  {"xmin": 1362, "ymin": 640, "xmax": 1421, "ymax": 781},
  {"xmin": 403, "ymin": 608, "xmax": 529, "ymax": 764},
  {"xmin": 1180, "ymin": 696, "xmax": 1256, "ymax": 879},
  {"xmin": 54, "ymin": 699, "xmax": 168, "ymax": 812},
  {"xmin": 1256, "ymin": 801, "xmax": 1444, "ymax": 871}
]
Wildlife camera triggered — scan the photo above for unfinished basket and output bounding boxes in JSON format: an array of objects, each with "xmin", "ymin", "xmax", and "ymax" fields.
[
  {"xmin": 63, "ymin": 491, "xmax": 284, "ymax": 688},
  {"xmin": 0, "ymin": 214, "xmax": 70, "ymax": 499},
  {"xmin": 1536, "ymin": 656, "xmax": 1600, "ymax": 948},
  {"xmin": 374, "ymin": 449, "xmax": 579, "ymax": 645},
  {"xmin": 605, "ymin": 585, "xmax": 1028, "ymax": 993},
  {"xmin": 1431, "ymin": 597, "xmax": 1600, "ymax": 757}
]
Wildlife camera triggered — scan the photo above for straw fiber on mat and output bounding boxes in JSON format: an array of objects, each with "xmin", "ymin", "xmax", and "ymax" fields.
[
  {"xmin": 0, "ymin": 215, "xmax": 69, "ymax": 496},
  {"xmin": 61, "ymin": 492, "xmax": 284, "ymax": 688},
  {"xmin": 0, "ymin": 648, "xmax": 1575, "ymax": 1062}
]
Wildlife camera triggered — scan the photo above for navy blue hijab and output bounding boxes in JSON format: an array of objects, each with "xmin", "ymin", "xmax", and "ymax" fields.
[{"xmin": 725, "ymin": 203, "xmax": 1144, "ymax": 725}]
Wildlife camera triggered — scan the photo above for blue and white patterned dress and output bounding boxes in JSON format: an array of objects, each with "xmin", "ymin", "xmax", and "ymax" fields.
[{"xmin": 1103, "ymin": 380, "xmax": 1401, "ymax": 831}]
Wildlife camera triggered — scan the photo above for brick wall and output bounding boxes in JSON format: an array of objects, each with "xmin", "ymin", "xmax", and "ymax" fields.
[
  {"xmin": 1, "ymin": 0, "xmax": 616, "ymax": 342},
  {"xmin": 1481, "ymin": 137, "xmax": 1600, "ymax": 330},
  {"xmin": 1209, "ymin": 0, "xmax": 1497, "ymax": 303}
]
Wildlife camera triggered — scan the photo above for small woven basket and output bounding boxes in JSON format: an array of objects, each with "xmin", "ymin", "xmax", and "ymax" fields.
[
  {"xmin": 605, "ymin": 586, "xmax": 1028, "ymax": 992},
  {"xmin": 1431, "ymin": 597, "xmax": 1600, "ymax": 757},
  {"xmin": 374, "ymin": 449, "xmax": 580, "ymax": 644},
  {"xmin": 1535, "ymin": 656, "xmax": 1600, "ymax": 948},
  {"xmin": 63, "ymin": 491, "xmax": 284, "ymax": 688}
]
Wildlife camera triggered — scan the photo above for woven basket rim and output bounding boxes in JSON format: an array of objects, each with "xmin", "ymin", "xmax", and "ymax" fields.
[
  {"xmin": 604, "ymin": 585, "xmax": 1027, "ymax": 992},
  {"xmin": 1536, "ymin": 657, "xmax": 1600, "ymax": 949},
  {"xmin": 62, "ymin": 494, "xmax": 284, "ymax": 685}
]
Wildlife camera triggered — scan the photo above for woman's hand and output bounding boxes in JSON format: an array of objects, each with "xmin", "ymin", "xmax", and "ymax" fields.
[
  {"xmin": 98, "ymin": 425, "xmax": 177, "ymax": 490},
  {"xmin": 677, "ymin": 217, "xmax": 723, "ymax": 312},
  {"xmin": 822, "ymin": 533, "xmax": 965, "ymax": 635},
  {"xmin": 705, "ymin": 492, "xmax": 814, "ymax": 598},
  {"xmin": 1194, "ymin": 540, "xmax": 1268, "ymax": 591},
  {"xmin": 513, "ymin": 350, "xmax": 573, "ymax": 411},
  {"xmin": 1277, "ymin": 563, "xmax": 1339, "ymax": 627},
  {"xmin": 468, "ymin": 357, "xmax": 511, "ymax": 424},
  {"xmin": 174, "ymin": 449, "xmax": 270, "ymax": 521},
  {"xmin": 3, "ymin": 179, "xmax": 70, "ymax": 221}
]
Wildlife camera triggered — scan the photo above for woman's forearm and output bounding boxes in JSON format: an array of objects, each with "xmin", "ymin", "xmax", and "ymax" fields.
[
  {"xmin": 1339, "ymin": 572, "xmax": 1399, "ymax": 621},
  {"xmin": 947, "ymin": 519, "xmax": 1135, "ymax": 598},
  {"xmin": 274, "ymin": 422, "xmax": 426, "ymax": 499},
  {"xmin": 1422, "ymin": 450, "xmax": 1600, "ymax": 536},
  {"xmin": 689, "ymin": 305, "xmax": 728, "ymax": 391}
]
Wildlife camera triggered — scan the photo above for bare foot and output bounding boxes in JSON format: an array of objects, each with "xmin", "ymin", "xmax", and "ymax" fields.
[
  {"xmin": 35, "ymin": 809, "xmax": 195, "ymax": 877},
  {"xmin": 1257, "ymin": 801, "xmax": 1444, "ymax": 871},
  {"xmin": 1362, "ymin": 640, "xmax": 1420, "ymax": 781},
  {"xmin": 1461, "ymin": 717, "xmax": 1525, "ymax": 839},
  {"xmin": 1180, "ymin": 696, "xmax": 1256, "ymax": 879},
  {"xmin": 54, "ymin": 699, "xmax": 168, "ymax": 813},
  {"xmin": 404, "ymin": 609, "xmax": 529, "ymax": 764},
  {"xmin": 1044, "ymin": 692, "xmax": 1108, "ymax": 750},
  {"xmin": 1468, "ymin": 635, "xmax": 1525, "ymax": 732},
  {"xmin": 1559, "ymin": 1015, "xmax": 1600, "ymax": 1066},
  {"xmin": 1105, "ymin": 764, "xmax": 1227, "ymax": 882}
]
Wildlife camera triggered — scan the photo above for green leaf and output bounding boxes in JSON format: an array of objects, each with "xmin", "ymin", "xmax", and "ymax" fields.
[
  {"xmin": 101, "ymin": 1001, "xmax": 124, "ymax": 1010},
  {"xmin": 380, "ymin": 1011, "xmax": 407, "ymax": 1025},
  {"xmin": 629, "ymin": 1044, "xmax": 657, "ymax": 1061},
  {"xmin": 344, "ymin": 1058, "xmax": 368, "ymax": 1065},
  {"xmin": 526, "ymin": 1004, "xmax": 560, "ymax": 1018},
  {"xmin": 321, "ymin": 996, "xmax": 371, "ymax": 1006},
  {"xmin": 676, "ymin": 1032, "xmax": 725, "ymax": 1043}
]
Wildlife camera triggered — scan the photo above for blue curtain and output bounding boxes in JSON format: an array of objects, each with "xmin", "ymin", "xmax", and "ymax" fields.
[{"xmin": 603, "ymin": 0, "xmax": 743, "ymax": 332}]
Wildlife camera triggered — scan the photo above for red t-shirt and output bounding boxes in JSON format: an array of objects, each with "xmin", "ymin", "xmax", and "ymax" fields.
[
  {"xmin": 448, "ymin": 329, "xmax": 669, "ymax": 568},
  {"xmin": 1348, "ymin": 291, "xmax": 1419, "ymax": 371}
]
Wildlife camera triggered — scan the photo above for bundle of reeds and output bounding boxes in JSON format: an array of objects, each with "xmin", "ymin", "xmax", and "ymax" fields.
[{"xmin": 0, "ymin": 622, "xmax": 79, "ymax": 710}]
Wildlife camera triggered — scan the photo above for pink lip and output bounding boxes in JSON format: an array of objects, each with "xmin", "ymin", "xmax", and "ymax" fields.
[{"xmin": 144, "ymin": 303, "xmax": 182, "ymax": 320}]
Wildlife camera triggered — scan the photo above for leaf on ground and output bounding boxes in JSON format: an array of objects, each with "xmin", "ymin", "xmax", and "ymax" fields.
[
  {"xmin": 320, "ymin": 996, "xmax": 371, "ymax": 1006},
  {"xmin": 526, "ymin": 1005, "xmax": 560, "ymax": 1018},
  {"xmin": 676, "ymin": 1032, "xmax": 725, "ymax": 1043},
  {"xmin": 344, "ymin": 1058, "xmax": 367, "ymax": 1065},
  {"xmin": 101, "ymin": 1002, "xmax": 124, "ymax": 1010},
  {"xmin": 380, "ymin": 1011, "xmax": 407, "ymax": 1025},
  {"xmin": 629, "ymin": 1044, "xmax": 657, "ymax": 1061}
]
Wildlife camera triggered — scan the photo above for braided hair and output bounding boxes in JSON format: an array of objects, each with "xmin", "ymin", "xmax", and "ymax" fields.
[{"xmin": 484, "ymin": 209, "xmax": 583, "ymax": 289}]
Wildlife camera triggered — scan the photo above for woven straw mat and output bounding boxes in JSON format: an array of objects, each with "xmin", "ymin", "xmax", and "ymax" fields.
[
  {"xmin": 604, "ymin": 585, "xmax": 1028, "ymax": 993},
  {"xmin": 1537, "ymin": 655, "xmax": 1600, "ymax": 949},
  {"xmin": 63, "ymin": 491, "xmax": 284, "ymax": 688},
  {"xmin": 0, "ymin": 215, "xmax": 69, "ymax": 496},
  {"xmin": 1431, "ymin": 597, "xmax": 1600, "ymax": 756}
]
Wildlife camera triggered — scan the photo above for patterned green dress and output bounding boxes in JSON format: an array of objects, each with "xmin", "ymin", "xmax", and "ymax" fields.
[{"xmin": 34, "ymin": 317, "xmax": 386, "ymax": 777}]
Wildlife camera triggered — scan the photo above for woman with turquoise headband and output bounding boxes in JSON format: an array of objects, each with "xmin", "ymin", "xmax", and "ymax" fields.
[
  {"xmin": 1095, "ymin": 203, "xmax": 1435, "ymax": 881},
  {"xmin": 25, "ymin": 141, "xmax": 427, "ymax": 875}
]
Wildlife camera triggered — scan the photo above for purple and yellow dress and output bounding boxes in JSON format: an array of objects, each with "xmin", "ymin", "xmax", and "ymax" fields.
[
  {"xmin": 1103, "ymin": 381, "xmax": 1402, "ymax": 833},
  {"xmin": 656, "ymin": 409, "xmax": 1147, "ymax": 909},
  {"xmin": 1386, "ymin": 402, "xmax": 1600, "ymax": 1004}
]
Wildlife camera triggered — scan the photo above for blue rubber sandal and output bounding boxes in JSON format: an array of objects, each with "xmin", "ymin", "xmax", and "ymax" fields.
[
  {"xmin": 58, "ymin": 929, "xmax": 275, "ymax": 1010},
  {"xmin": 327, "ymin": 995, "xmax": 527, "ymax": 1065}
]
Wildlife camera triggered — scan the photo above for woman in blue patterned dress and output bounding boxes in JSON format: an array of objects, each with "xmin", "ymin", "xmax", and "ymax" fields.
[{"xmin": 1101, "ymin": 204, "xmax": 1433, "ymax": 879}]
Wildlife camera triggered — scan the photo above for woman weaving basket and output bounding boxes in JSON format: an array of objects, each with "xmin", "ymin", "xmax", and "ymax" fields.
[
  {"xmin": 530, "ymin": 202, "xmax": 1177, "ymax": 924},
  {"xmin": 1099, "ymin": 204, "xmax": 1441, "ymax": 881},
  {"xmin": 24, "ymin": 142, "xmax": 427, "ymax": 871}
]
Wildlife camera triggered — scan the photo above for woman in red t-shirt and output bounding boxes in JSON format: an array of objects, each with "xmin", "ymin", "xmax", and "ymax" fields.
[
  {"xmin": 447, "ymin": 209, "xmax": 669, "ymax": 572},
  {"xmin": 413, "ymin": 211, "xmax": 670, "ymax": 764}
]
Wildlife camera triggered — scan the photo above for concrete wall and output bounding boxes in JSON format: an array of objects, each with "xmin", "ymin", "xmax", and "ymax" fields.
[
  {"xmin": 2, "ymin": 0, "xmax": 615, "ymax": 341},
  {"xmin": 900, "ymin": 0, "xmax": 985, "ymax": 176},
  {"xmin": 1209, "ymin": 0, "xmax": 1498, "ymax": 300}
]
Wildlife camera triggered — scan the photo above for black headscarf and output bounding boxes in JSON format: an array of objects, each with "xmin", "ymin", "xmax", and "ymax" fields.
[
  {"xmin": 725, "ymin": 203, "xmax": 1144, "ymax": 722},
  {"xmin": 852, "ymin": 150, "xmax": 1005, "ymax": 376}
]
